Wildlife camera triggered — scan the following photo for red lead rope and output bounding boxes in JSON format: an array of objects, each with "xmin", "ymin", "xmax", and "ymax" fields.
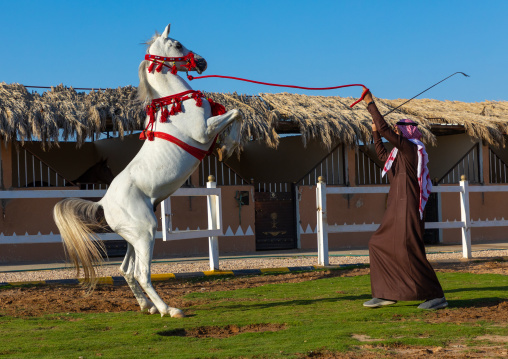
[
  {"xmin": 187, "ymin": 74, "xmax": 369, "ymax": 108},
  {"xmin": 145, "ymin": 51, "xmax": 369, "ymax": 107}
]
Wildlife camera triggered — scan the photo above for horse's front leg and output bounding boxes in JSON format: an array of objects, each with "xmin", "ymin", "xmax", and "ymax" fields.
[
  {"xmin": 206, "ymin": 109, "xmax": 243, "ymax": 160},
  {"xmin": 204, "ymin": 109, "xmax": 242, "ymax": 138}
]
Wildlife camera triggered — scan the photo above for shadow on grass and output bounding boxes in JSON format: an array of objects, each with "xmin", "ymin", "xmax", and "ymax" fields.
[
  {"xmin": 211, "ymin": 294, "xmax": 508, "ymax": 313},
  {"xmin": 446, "ymin": 298, "xmax": 507, "ymax": 309},
  {"xmin": 212, "ymin": 294, "xmax": 373, "ymax": 311},
  {"xmin": 444, "ymin": 286, "xmax": 508, "ymax": 294}
]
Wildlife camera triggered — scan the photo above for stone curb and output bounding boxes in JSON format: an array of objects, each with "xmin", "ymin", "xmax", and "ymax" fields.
[{"xmin": 0, "ymin": 264, "xmax": 367, "ymax": 288}]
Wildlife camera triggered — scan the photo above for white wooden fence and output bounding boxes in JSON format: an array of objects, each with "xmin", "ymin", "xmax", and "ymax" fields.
[
  {"xmin": 316, "ymin": 176, "xmax": 508, "ymax": 266},
  {"xmin": 0, "ymin": 176, "xmax": 223, "ymax": 270}
]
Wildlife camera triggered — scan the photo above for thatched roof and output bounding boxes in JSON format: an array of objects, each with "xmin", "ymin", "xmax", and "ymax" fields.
[{"xmin": 1, "ymin": 82, "xmax": 507, "ymax": 150}]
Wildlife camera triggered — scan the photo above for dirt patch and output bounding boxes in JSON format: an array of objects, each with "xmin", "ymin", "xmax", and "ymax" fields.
[
  {"xmin": 475, "ymin": 335, "xmax": 508, "ymax": 343},
  {"xmin": 0, "ymin": 267, "xmax": 368, "ymax": 317},
  {"xmin": 158, "ymin": 323, "xmax": 287, "ymax": 338},
  {"xmin": 298, "ymin": 344, "xmax": 508, "ymax": 358},
  {"xmin": 425, "ymin": 300, "xmax": 508, "ymax": 324},
  {"xmin": 434, "ymin": 259, "xmax": 508, "ymax": 275}
]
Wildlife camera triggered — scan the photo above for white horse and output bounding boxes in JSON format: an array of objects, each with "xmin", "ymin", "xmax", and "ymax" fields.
[{"xmin": 54, "ymin": 24, "xmax": 243, "ymax": 318}]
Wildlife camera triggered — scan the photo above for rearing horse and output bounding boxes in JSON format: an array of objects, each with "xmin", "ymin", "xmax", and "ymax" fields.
[{"xmin": 54, "ymin": 24, "xmax": 243, "ymax": 318}]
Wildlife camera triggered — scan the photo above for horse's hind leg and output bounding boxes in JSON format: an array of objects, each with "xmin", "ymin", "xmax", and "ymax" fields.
[
  {"xmin": 120, "ymin": 243, "xmax": 154, "ymax": 312},
  {"xmin": 129, "ymin": 232, "xmax": 184, "ymax": 318},
  {"xmin": 103, "ymin": 190, "xmax": 183, "ymax": 318},
  {"xmin": 116, "ymin": 210, "xmax": 184, "ymax": 318}
]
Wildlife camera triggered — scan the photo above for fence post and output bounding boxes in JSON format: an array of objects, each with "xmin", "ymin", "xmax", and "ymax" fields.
[
  {"xmin": 459, "ymin": 175, "xmax": 472, "ymax": 259},
  {"xmin": 207, "ymin": 175, "xmax": 220, "ymax": 270},
  {"xmin": 161, "ymin": 197, "xmax": 172, "ymax": 241},
  {"xmin": 316, "ymin": 176, "xmax": 329, "ymax": 266}
]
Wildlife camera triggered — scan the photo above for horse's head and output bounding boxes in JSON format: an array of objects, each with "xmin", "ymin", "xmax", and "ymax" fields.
[
  {"xmin": 138, "ymin": 24, "xmax": 207, "ymax": 102},
  {"xmin": 148, "ymin": 24, "xmax": 207, "ymax": 74}
]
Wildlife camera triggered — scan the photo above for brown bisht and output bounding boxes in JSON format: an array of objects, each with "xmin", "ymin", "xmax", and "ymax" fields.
[{"xmin": 367, "ymin": 103, "xmax": 444, "ymax": 301}]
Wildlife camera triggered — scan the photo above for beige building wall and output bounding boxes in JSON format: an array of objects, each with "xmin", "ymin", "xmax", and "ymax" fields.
[
  {"xmin": 297, "ymin": 185, "xmax": 386, "ymax": 249},
  {"xmin": 3, "ymin": 131, "xmax": 508, "ymax": 264}
]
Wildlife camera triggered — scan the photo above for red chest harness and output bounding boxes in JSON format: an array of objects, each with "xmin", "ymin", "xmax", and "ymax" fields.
[{"xmin": 140, "ymin": 52, "xmax": 226, "ymax": 161}]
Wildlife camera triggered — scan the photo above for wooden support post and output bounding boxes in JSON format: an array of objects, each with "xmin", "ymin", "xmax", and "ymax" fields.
[
  {"xmin": 480, "ymin": 143, "xmax": 489, "ymax": 184},
  {"xmin": 207, "ymin": 175, "xmax": 220, "ymax": 271},
  {"xmin": 316, "ymin": 176, "xmax": 329, "ymax": 266},
  {"xmin": 459, "ymin": 175, "xmax": 472, "ymax": 259},
  {"xmin": 0, "ymin": 140, "xmax": 13, "ymax": 189}
]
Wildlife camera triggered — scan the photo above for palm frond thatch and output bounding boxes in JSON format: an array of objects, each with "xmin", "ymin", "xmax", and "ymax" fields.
[{"xmin": 1, "ymin": 82, "xmax": 507, "ymax": 150}]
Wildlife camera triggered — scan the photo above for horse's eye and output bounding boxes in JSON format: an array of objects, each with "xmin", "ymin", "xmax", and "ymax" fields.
[{"xmin": 175, "ymin": 42, "xmax": 182, "ymax": 49}]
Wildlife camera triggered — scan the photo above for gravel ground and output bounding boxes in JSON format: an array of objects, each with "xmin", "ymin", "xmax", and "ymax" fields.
[{"xmin": 1, "ymin": 249, "xmax": 507, "ymax": 283}]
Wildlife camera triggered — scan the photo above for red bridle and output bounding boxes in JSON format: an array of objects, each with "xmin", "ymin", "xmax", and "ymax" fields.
[{"xmin": 145, "ymin": 52, "xmax": 197, "ymax": 74}]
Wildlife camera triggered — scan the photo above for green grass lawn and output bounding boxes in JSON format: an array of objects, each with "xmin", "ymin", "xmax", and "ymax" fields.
[{"xmin": 1, "ymin": 271, "xmax": 507, "ymax": 358}]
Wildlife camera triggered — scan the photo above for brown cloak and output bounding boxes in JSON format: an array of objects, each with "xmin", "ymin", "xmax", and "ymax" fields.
[{"xmin": 368, "ymin": 103, "xmax": 444, "ymax": 301}]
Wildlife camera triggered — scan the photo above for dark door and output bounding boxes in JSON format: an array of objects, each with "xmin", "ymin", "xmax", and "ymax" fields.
[
  {"xmin": 423, "ymin": 192, "xmax": 439, "ymax": 244},
  {"xmin": 254, "ymin": 190, "xmax": 296, "ymax": 250}
]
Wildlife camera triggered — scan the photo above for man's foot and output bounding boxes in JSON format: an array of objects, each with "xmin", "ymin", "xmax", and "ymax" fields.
[
  {"xmin": 418, "ymin": 297, "xmax": 448, "ymax": 310},
  {"xmin": 363, "ymin": 298, "xmax": 397, "ymax": 308}
]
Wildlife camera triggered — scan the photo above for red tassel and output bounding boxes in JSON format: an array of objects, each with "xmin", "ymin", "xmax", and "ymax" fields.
[
  {"xmin": 171, "ymin": 64, "xmax": 178, "ymax": 75},
  {"xmin": 208, "ymin": 99, "xmax": 226, "ymax": 116},
  {"xmin": 147, "ymin": 61, "xmax": 155, "ymax": 73},
  {"xmin": 156, "ymin": 61, "xmax": 164, "ymax": 73},
  {"xmin": 196, "ymin": 97, "xmax": 202, "ymax": 107},
  {"xmin": 146, "ymin": 105, "xmax": 155, "ymax": 124},
  {"xmin": 184, "ymin": 54, "xmax": 196, "ymax": 71},
  {"xmin": 161, "ymin": 107, "xmax": 169, "ymax": 123},
  {"xmin": 169, "ymin": 105, "xmax": 176, "ymax": 116},
  {"xmin": 186, "ymin": 53, "xmax": 197, "ymax": 70},
  {"xmin": 147, "ymin": 131, "xmax": 155, "ymax": 141},
  {"xmin": 174, "ymin": 101, "xmax": 182, "ymax": 113},
  {"xmin": 139, "ymin": 131, "xmax": 147, "ymax": 140}
]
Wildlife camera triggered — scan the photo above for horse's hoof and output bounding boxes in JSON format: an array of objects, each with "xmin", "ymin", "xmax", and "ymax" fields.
[
  {"xmin": 217, "ymin": 146, "xmax": 226, "ymax": 162},
  {"xmin": 170, "ymin": 308, "xmax": 185, "ymax": 318},
  {"xmin": 149, "ymin": 306, "xmax": 158, "ymax": 315}
]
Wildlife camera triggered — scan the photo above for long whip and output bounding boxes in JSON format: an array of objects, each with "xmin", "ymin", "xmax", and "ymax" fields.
[{"xmin": 382, "ymin": 72, "xmax": 470, "ymax": 116}]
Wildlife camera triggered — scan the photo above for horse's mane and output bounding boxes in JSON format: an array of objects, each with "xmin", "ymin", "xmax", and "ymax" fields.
[{"xmin": 137, "ymin": 34, "xmax": 160, "ymax": 103}]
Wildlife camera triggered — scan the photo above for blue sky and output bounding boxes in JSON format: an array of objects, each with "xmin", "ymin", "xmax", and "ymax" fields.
[{"xmin": 1, "ymin": 0, "xmax": 506, "ymax": 103}]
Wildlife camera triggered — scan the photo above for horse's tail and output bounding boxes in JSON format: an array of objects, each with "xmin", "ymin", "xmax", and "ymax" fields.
[{"xmin": 53, "ymin": 198, "xmax": 107, "ymax": 291}]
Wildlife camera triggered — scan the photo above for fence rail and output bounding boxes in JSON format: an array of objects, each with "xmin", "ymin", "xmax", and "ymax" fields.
[
  {"xmin": 315, "ymin": 176, "xmax": 508, "ymax": 265},
  {"xmin": 0, "ymin": 178, "xmax": 223, "ymax": 270}
]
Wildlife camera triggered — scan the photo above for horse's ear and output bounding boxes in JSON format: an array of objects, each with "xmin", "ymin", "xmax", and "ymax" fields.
[{"xmin": 162, "ymin": 24, "xmax": 170, "ymax": 38}]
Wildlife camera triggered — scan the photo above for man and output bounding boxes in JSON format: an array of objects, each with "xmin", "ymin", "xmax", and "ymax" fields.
[{"xmin": 361, "ymin": 90, "xmax": 447, "ymax": 310}]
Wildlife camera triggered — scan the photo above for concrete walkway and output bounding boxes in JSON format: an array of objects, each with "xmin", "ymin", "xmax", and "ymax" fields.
[{"xmin": 2, "ymin": 242, "xmax": 508, "ymax": 273}]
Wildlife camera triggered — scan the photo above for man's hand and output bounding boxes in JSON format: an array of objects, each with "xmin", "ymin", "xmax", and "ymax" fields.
[{"xmin": 363, "ymin": 88, "xmax": 373, "ymax": 104}]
